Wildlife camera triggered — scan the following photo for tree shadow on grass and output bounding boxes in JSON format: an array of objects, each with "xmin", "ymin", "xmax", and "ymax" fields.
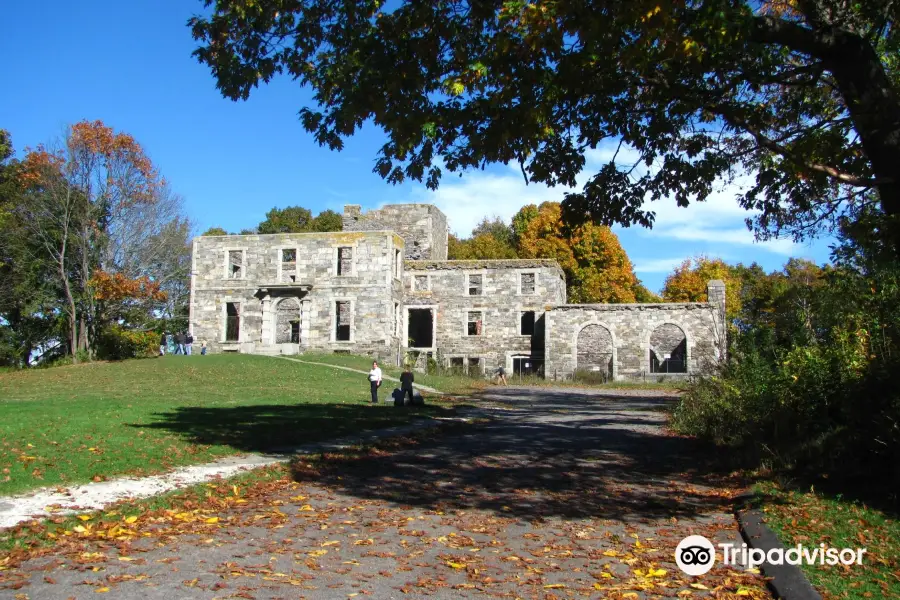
[
  {"xmin": 131, "ymin": 403, "xmax": 459, "ymax": 454},
  {"xmin": 288, "ymin": 387, "xmax": 746, "ymax": 523}
]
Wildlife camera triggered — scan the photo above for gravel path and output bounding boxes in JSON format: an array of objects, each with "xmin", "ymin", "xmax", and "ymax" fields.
[{"xmin": 1, "ymin": 386, "xmax": 768, "ymax": 599}]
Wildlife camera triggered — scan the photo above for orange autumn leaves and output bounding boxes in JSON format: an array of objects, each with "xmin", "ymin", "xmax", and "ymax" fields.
[
  {"xmin": 20, "ymin": 120, "xmax": 159, "ymax": 207},
  {"xmin": 90, "ymin": 270, "xmax": 166, "ymax": 303},
  {"xmin": 516, "ymin": 202, "xmax": 645, "ymax": 303}
]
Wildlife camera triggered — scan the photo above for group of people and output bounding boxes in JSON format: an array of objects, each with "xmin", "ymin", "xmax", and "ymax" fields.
[
  {"xmin": 365, "ymin": 360, "xmax": 509, "ymax": 404},
  {"xmin": 159, "ymin": 332, "xmax": 206, "ymax": 356},
  {"xmin": 366, "ymin": 360, "xmax": 417, "ymax": 404}
]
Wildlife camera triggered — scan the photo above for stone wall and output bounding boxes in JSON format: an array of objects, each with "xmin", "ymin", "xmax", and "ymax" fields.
[
  {"xmin": 545, "ymin": 284, "xmax": 725, "ymax": 380},
  {"xmin": 403, "ymin": 259, "xmax": 566, "ymax": 373},
  {"xmin": 190, "ymin": 231, "xmax": 406, "ymax": 359},
  {"xmin": 343, "ymin": 204, "xmax": 449, "ymax": 260}
]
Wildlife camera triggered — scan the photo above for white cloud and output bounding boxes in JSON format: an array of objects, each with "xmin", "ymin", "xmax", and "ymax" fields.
[
  {"xmin": 409, "ymin": 171, "xmax": 565, "ymax": 236},
  {"xmin": 632, "ymin": 257, "xmax": 688, "ymax": 274},
  {"xmin": 405, "ymin": 141, "xmax": 803, "ymax": 257}
]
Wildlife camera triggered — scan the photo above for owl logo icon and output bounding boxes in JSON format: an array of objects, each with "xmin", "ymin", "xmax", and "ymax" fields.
[{"xmin": 675, "ymin": 535, "xmax": 716, "ymax": 576}]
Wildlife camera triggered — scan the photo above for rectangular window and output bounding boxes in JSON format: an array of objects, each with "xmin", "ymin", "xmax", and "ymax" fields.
[
  {"xmin": 335, "ymin": 301, "xmax": 351, "ymax": 341},
  {"xmin": 281, "ymin": 248, "xmax": 297, "ymax": 283},
  {"xmin": 414, "ymin": 274, "xmax": 429, "ymax": 292},
  {"xmin": 394, "ymin": 249, "xmax": 402, "ymax": 279},
  {"xmin": 337, "ymin": 247, "xmax": 353, "ymax": 276},
  {"xmin": 467, "ymin": 311, "xmax": 483, "ymax": 336},
  {"xmin": 450, "ymin": 357, "xmax": 465, "ymax": 370},
  {"xmin": 468, "ymin": 357, "xmax": 481, "ymax": 373},
  {"xmin": 520, "ymin": 311, "xmax": 536, "ymax": 336},
  {"xmin": 394, "ymin": 302, "xmax": 401, "ymax": 336},
  {"xmin": 225, "ymin": 302, "xmax": 240, "ymax": 341},
  {"xmin": 520, "ymin": 272, "xmax": 535, "ymax": 294},
  {"xmin": 228, "ymin": 250, "xmax": 243, "ymax": 279},
  {"xmin": 467, "ymin": 274, "xmax": 482, "ymax": 296}
]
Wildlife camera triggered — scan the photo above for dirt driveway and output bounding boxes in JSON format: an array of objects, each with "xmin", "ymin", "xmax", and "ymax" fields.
[{"xmin": 1, "ymin": 386, "xmax": 768, "ymax": 599}]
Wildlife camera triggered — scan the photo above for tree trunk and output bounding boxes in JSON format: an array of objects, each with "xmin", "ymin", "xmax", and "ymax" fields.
[
  {"xmin": 61, "ymin": 259, "xmax": 78, "ymax": 363},
  {"xmin": 823, "ymin": 32, "xmax": 900, "ymax": 233},
  {"xmin": 752, "ymin": 15, "xmax": 900, "ymax": 252}
]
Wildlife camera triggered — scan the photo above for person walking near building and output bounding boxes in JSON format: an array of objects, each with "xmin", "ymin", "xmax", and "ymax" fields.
[
  {"xmin": 493, "ymin": 364, "xmax": 508, "ymax": 385},
  {"xmin": 174, "ymin": 331, "xmax": 185, "ymax": 355},
  {"xmin": 368, "ymin": 361, "xmax": 382, "ymax": 403},
  {"xmin": 399, "ymin": 367, "xmax": 415, "ymax": 406},
  {"xmin": 185, "ymin": 331, "xmax": 194, "ymax": 355},
  {"xmin": 159, "ymin": 332, "xmax": 167, "ymax": 356}
]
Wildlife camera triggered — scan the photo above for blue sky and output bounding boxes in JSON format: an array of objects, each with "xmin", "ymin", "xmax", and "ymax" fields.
[{"xmin": 1, "ymin": 1, "xmax": 834, "ymax": 293}]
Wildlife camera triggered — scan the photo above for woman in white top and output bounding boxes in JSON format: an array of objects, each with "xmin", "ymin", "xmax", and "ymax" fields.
[{"xmin": 368, "ymin": 361, "xmax": 383, "ymax": 403}]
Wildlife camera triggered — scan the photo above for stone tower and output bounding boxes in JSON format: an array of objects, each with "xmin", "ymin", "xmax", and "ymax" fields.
[{"xmin": 342, "ymin": 204, "xmax": 449, "ymax": 260}]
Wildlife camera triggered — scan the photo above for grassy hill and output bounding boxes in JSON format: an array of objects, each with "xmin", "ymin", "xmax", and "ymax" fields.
[{"xmin": 0, "ymin": 355, "xmax": 454, "ymax": 496}]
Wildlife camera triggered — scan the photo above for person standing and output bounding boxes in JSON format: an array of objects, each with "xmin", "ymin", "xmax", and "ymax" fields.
[
  {"xmin": 159, "ymin": 332, "xmax": 167, "ymax": 356},
  {"xmin": 200, "ymin": 340, "xmax": 208, "ymax": 356},
  {"xmin": 399, "ymin": 367, "xmax": 414, "ymax": 406},
  {"xmin": 174, "ymin": 331, "xmax": 185, "ymax": 355},
  {"xmin": 185, "ymin": 331, "xmax": 194, "ymax": 355},
  {"xmin": 368, "ymin": 361, "xmax": 382, "ymax": 403}
]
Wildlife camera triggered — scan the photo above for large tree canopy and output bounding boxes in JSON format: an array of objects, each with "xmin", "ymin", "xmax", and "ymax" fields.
[{"xmin": 191, "ymin": 0, "xmax": 900, "ymax": 246}]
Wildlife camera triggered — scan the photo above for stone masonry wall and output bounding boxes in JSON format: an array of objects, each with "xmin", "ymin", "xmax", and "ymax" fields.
[
  {"xmin": 190, "ymin": 231, "xmax": 405, "ymax": 360},
  {"xmin": 404, "ymin": 260, "xmax": 566, "ymax": 373},
  {"xmin": 544, "ymin": 298, "xmax": 725, "ymax": 380},
  {"xmin": 343, "ymin": 204, "xmax": 449, "ymax": 260}
]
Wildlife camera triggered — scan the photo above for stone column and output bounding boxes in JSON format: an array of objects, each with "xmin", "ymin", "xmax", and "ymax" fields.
[
  {"xmin": 260, "ymin": 295, "xmax": 273, "ymax": 347},
  {"xmin": 706, "ymin": 280, "xmax": 727, "ymax": 361},
  {"xmin": 300, "ymin": 298, "xmax": 312, "ymax": 348}
]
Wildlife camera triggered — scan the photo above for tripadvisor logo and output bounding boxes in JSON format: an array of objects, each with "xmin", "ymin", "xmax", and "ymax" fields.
[{"xmin": 675, "ymin": 535, "xmax": 867, "ymax": 576}]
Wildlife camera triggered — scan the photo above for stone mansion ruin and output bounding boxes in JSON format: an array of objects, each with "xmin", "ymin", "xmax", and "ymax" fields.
[{"xmin": 189, "ymin": 203, "xmax": 727, "ymax": 380}]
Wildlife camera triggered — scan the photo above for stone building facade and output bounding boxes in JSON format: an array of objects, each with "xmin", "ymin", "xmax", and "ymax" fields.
[
  {"xmin": 189, "ymin": 203, "xmax": 726, "ymax": 379},
  {"xmin": 189, "ymin": 230, "xmax": 405, "ymax": 356},
  {"xmin": 402, "ymin": 259, "xmax": 567, "ymax": 375}
]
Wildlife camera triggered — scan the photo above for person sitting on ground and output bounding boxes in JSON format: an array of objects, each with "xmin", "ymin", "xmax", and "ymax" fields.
[
  {"xmin": 368, "ymin": 360, "xmax": 383, "ymax": 404},
  {"xmin": 493, "ymin": 364, "xmax": 508, "ymax": 386},
  {"xmin": 399, "ymin": 366, "xmax": 415, "ymax": 406}
]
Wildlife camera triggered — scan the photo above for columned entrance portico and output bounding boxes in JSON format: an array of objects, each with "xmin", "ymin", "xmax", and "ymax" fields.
[{"xmin": 257, "ymin": 284, "xmax": 312, "ymax": 355}]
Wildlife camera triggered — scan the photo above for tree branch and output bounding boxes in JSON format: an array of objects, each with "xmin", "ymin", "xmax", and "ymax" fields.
[{"xmin": 717, "ymin": 109, "xmax": 893, "ymax": 187}]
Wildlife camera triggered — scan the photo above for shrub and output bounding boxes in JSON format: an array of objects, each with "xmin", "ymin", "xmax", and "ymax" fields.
[{"xmin": 96, "ymin": 326, "xmax": 159, "ymax": 360}]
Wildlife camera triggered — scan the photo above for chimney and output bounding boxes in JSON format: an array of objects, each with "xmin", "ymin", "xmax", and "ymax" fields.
[{"xmin": 707, "ymin": 280, "xmax": 727, "ymax": 361}]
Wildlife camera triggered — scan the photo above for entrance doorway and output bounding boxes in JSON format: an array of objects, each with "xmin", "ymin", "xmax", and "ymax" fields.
[{"xmin": 407, "ymin": 308, "xmax": 434, "ymax": 348}]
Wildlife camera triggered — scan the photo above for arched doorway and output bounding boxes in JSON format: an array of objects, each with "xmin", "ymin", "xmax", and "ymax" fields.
[
  {"xmin": 649, "ymin": 323, "xmax": 687, "ymax": 373},
  {"xmin": 576, "ymin": 324, "xmax": 614, "ymax": 380},
  {"xmin": 275, "ymin": 298, "xmax": 301, "ymax": 344}
]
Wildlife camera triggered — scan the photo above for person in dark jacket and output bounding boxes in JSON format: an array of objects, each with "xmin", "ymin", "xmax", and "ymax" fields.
[
  {"xmin": 174, "ymin": 332, "xmax": 185, "ymax": 355},
  {"xmin": 159, "ymin": 333, "xmax": 166, "ymax": 356},
  {"xmin": 185, "ymin": 332, "xmax": 194, "ymax": 355},
  {"xmin": 399, "ymin": 368, "xmax": 415, "ymax": 406}
]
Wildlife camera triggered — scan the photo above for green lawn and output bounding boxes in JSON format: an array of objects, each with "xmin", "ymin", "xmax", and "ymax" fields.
[
  {"xmin": 301, "ymin": 352, "xmax": 490, "ymax": 395},
  {"xmin": 0, "ymin": 355, "xmax": 455, "ymax": 496},
  {"xmin": 302, "ymin": 352, "xmax": 685, "ymax": 394},
  {"xmin": 755, "ymin": 481, "xmax": 900, "ymax": 598}
]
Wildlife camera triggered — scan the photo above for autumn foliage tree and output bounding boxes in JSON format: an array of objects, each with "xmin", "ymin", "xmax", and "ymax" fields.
[
  {"xmin": 15, "ymin": 120, "xmax": 179, "ymax": 362},
  {"xmin": 448, "ymin": 217, "xmax": 518, "ymax": 259},
  {"xmin": 662, "ymin": 257, "xmax": 742, "ymax": 319},
  {"xmin": 515, "ymin": 202, "xmax": 646, "ymax": 303}
]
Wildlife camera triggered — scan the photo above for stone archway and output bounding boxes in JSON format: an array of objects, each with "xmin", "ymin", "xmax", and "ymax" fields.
[
  {"xmin": 576, "ymin": 324, "xmax": 614, "ymax": 380},
  {"xmin": 275, "ymin": 297, "xmax": 302, "ymax": 344},
  {"xmin": 649, "ymin": 323, "xmax": 687, "ymax": 373}
]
